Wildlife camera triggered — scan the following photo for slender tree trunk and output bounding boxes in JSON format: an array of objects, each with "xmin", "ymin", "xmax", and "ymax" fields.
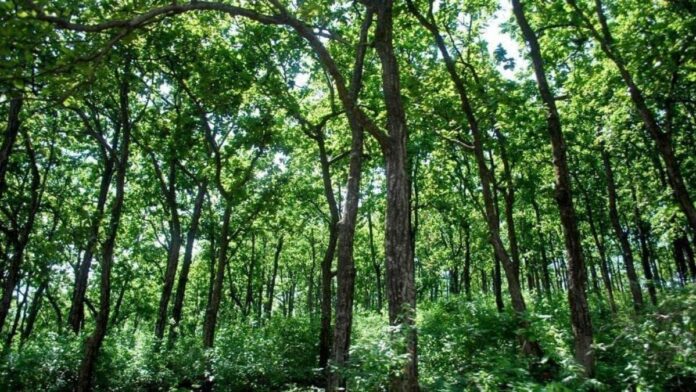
[
  {"xmin": 68, "ymin": 153, "xmax": 115, "ymax": 333},
  {"xmin": 368, "ymin": 207, "xmax": 383, "ymax": 312},
  {"xmin": 601, "ymin": 147, "xmax": 643, "ymax": 310},
  {"xmin": 532, "ymin": 196, "xmax": 552, "ymax": 296},
  {"xmin": 169, "ymin": 181, "xmax": 206, "ymax": 342},
  {"xmin": 328, "ymin": 10, "xmax": 373, "ymax": 389},
  {"xmin": 631, "ymin": 187, "xmax": 657, "ymax": 305},
  {"xmin": 20, "ymin": 278, "xmax": 47, "ymax": 345},
  {"xmin": 244, "ymin": 234, "xmax": 256, "ymax": 317},
  {"xmin": 265, "ymin": 235, "xmax": 283, "ymax": 316},
  {"xmin": 77, "ymin": 60, "xmax": 132, "ymax": 392},
  {"xmin": 154, "ymin": 161, "xmax": 182, "ymax": 339},
  {"xmin": 0, "ymin": 131, "xmax": 44, "ymax": 333},
  {"xmin": 202, "ymin": 204, "xmax": 231, "ymax": 349},
  {"xmin": 406, "ymin": 0, "xmax": 545, "ymax": 359},
  {"xmin": 307, "ymin": 230, "xmax": 317, "ymax": 316},
  {"xmin": 6, "ymin": 283, "xmax": 28, "ymax": 348},
  {"xmin": 316, "ymin": 135, "xmax": 339, "ymax": 371},
  {"xmin": 463, "ymin": 223, "xmax": 472, "ymax": 300},
  {"xmin": 584, "ymin": 193, "xmax": 617, "ymax": 312},
  {"xmin": 674, "ymin": 235, "xmax": 695, "ymax": 283},
  {"xmin": 512, "ymin": 0, "xmax": 594, "ymax": 375},
  {"xmin": 493, "ymin": 255, "xmax": 504, "ymax": 312}
]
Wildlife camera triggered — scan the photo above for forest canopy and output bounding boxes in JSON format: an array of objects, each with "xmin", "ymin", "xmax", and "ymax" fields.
[{"xmin": 0, "ymin": 0, "xmax": 695, "ymax": 391}]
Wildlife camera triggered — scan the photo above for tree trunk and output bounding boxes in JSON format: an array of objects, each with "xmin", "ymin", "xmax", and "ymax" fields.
[
  {"xmin": 244, "ymin": 234, "xmax": 256, "ymax": 317},
  {"xmin": 631, "ymin": 187, "xmax": 657, "ymax": 305},
  {"xmin": 601, "ymin": 146, "xmax": 643, "ymax": 310},
  {"xmin": 674, "ymin": 235, "xmax": 695, "ymax": 284},
  {"xmin": 0, "ymin": 130, "xmax": 44, "ymax": 333},
  {"xmin": 368, "ymin": 207, "xmax": 383, "ymax": 312},
  {"xmin": 316, "ymin": 133, "xmax": 340, "ymax": 371},
  {"xmin": 20, "ymin": 279, "xmax": 47, "ymax": 345},
  {"xmin": 169, "ymin": 181, "xmax": 207, "ymax": 342},
  {"xmin": 583, "ymin": 192, "xmax": 617, "ymax": 312},
  {"xmin": 202, "ymin": 204, "xmax": 231, "ymax": 349},
  {"xmin": 512, "ymin": 0, "xmax": 594, "ymax": 376},
  {"xmin": 373, "ymin": 3, "xmax": 419, "ymax": 389},
  {"xmin": 154, "ymin": 157, "xmax": 182, "ymax": 340},
  {"xmin": 406, "ymin": 0, "xmax": 544, "ymax": 359},
  {"xmin": 265, "ymin": 235, "xmax": 283, "ymax": 316},
  {"xmin": 328, "ymin": 9, "xmax": 373, "ymax": 389},
  {"xmin": 0, "ymin": 95, "xmax": 23, "ymax": 200},
  {"xmin": 76, "ymin": 60, "xmax": 132, "ymax": 392},
  {"xmin": 463, "ymin": 223, "xmax": 472, "ymax": 300},
  {"xmin": 532, "ymin": 196, "xmax": 552, "ymax": 296},
  {"xmin": 68, "ymin": 147, "xmax": 115, "ymax": 333},
  {"xmin": 493, "ymin": 255, "xmax": 504, "ymax": 313}
]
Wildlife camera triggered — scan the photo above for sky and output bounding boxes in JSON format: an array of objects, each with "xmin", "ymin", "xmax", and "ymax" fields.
[{"xmin": 483, "ymin": 1, "xmax": 524, "ymax": 79}]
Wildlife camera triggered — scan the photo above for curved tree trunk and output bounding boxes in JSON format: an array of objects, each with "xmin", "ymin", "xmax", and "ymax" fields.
[
  {"xmin": 512, "ymin": 0, "xmax": 594, "ymax": 376},
  {"xmin": 154, "ymin": 157, "xmax": 182, "ymax": 340},
  {"xmin": 77, "ymin": 60, "xmax": 132, "ymax": 391},
  {"xmin": 405, "ymin": 0, "xmax": 544, "ymax": 360}
]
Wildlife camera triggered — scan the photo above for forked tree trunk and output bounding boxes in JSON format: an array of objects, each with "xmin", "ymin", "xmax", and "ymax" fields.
[
  {"xmin": 154, "ymin": 157, "xmax": 182, "ymax": 340},
  {"xmin": 328, "ymin": 9, "xmax": 373, "ymax": 389},
  {"xmin": 169, "ymin": 181, "xmax": 207, "ymax": 343},
  {"xmin": 77, "ymin": 60, "xmax": 132, "ymax": 391}
]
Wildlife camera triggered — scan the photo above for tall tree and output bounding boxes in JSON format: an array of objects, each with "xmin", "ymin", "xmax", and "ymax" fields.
[{"xmin": 512, "ymin": 0, "xmax": 595, "ymax": 376}]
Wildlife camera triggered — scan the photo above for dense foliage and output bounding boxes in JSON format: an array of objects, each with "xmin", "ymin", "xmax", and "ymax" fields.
[{"xmin": 0, "ymin": 0, "xmax": 695, "ymax": 391}]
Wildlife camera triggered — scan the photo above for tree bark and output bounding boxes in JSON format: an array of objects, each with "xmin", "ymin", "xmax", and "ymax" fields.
[
  {"xmin": 373, "ymin": 2, "xmax": 419, "ymax": 389},
  {"xmin": 20, "ymin": 278, "xmax": 47, "ymax": 345},
  {"xmin": 315, "ymin": 130, "xmax": 340, "ymax": 371},
  {"xmin": 463, "ymin": 223, "xmax": 472, "ymax": 300},
  {"xmin": 531, "ymin": 195, "xmax": 552, "ymax": 296},
  {"xmin": 0, "ymin": 130, "xmax": 44, "ymax": 333},
  {"xmin": 512, "ymin": 0, "xmax": 594, "ymax": 376},
  {"xmin": 368, "ymin": 206, "xmax": 383, "ymax": 311},
  {"xmin": 583, "ymin": 190, "xmax": 617, "ymax": 312},
  {"xmin": 631, "ymin": 187, "xmax": 657, "ymax": 305}
]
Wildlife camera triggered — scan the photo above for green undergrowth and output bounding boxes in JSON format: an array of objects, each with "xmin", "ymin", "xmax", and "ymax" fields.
[{"xmin": 2, "ymin": 287, "xmax": 694, "ymax": 391}]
